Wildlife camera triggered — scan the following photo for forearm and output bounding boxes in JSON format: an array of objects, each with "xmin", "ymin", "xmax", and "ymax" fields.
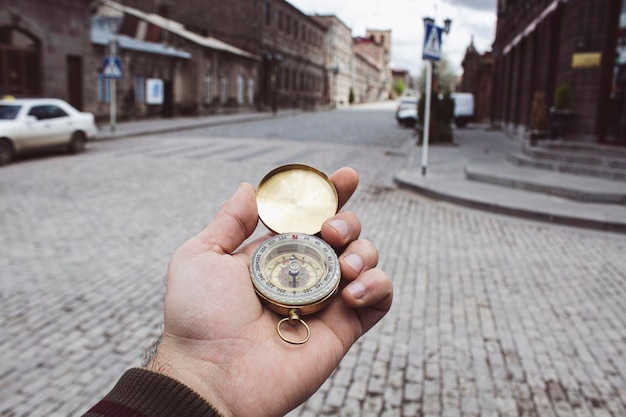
[{"xmin": 83, "ymin": 368, "xmax": 223, "ymax": 417}]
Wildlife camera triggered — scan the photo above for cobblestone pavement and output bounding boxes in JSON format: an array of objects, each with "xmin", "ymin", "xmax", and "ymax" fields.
[{"xmin": 1, "ymin": 131, "xmax": 625, "ymax": 417}]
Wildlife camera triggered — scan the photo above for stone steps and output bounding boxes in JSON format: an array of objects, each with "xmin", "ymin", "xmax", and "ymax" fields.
[
  {"xmin": 507, "ymin": 141, "xmax": 626, "ymax": 181},
  {"xmin": 465, "ymin": 140, "xmax": 626, "ymax": 204}
]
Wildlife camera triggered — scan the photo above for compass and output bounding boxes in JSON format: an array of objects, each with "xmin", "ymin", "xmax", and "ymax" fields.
[{"xmin": 250, "ymin": 165, "xmax": 340, "ymax": 344}]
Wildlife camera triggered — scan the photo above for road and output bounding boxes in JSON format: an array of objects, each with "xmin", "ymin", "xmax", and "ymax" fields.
[{"xmin": 1, "ymin": 102, "xmax": 625, "ymax": 417}]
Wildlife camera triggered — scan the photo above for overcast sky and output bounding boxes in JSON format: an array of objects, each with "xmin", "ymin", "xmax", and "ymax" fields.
[{"xmin": 288, "ymin": 0, "xmax": 497, "ymax": 76}]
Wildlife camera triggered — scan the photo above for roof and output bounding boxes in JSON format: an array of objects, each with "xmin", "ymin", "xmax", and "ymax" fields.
[
  {"xmin": 92, "ymin": 19, "xmax": 192, "ymax": 59},
  {"xmin": 101, "ymin": 0, "xmax": 259, "ymax": 61}
]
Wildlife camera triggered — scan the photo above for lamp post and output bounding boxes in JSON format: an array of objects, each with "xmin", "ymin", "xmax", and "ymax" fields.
[{"xmin": 421, "ymin": 16, "xmax": 451, "ymax": 176}]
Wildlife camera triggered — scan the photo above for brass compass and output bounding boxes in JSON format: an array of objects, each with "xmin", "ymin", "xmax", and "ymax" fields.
[{"xmin": 250, "ymin": 165, "xmax": 340, "ymax": 344}]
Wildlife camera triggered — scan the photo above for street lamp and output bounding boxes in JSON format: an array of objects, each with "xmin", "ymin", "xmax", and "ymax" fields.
[{"xmin": 420, "ymin": 17, "xmax": 451, "ymax": 177}]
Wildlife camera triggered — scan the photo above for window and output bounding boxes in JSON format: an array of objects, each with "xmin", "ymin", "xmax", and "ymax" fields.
[
  {"xmin": 263, "ymin": 2, "xmax": 271, "ymax": 26},
  {"xmin": 237, "ymin": 75, "xmax": 244, "ymax": 104},
  {"xmin": 294, "ymin": 22, "xmax": 299, "ymax": 39},
  {"xmin": 247, "ymin": 78, "xmax": 254, "ymax": 104},
  {"xmin": 278, "ymin": 11, "xmax": 283, "ymax": 30},
  {"xmin": 134, "ymin": 76, "xmax": 145, "ymax": 102},
  {"xmin": 28, "ymin": 105, "xmax": 68, "ymax": 120},
  {"xmin": 220, "ymin": 75, "xmax": 228, "ymax": 104},
  {"xmin": 286, "ymin": 15, "xmax": 291, "ymax": 35},
  {"xmin": 204, "ymin": 74, "xmax": 213, "ymax": 103},
  {"xmin": 97, "ymin": 74, "xmax": 110, "ymax": 103}
]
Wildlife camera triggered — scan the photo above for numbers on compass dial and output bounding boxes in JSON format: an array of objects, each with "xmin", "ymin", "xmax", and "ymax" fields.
[{"xmin": 267, "ymin": 253, "xmax": 323, "ymax": 289}]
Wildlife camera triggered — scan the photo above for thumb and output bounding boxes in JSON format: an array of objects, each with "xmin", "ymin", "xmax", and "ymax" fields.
[{"xmin": 195, "ymin": 183, "xmax": 258, "ymax": 254}]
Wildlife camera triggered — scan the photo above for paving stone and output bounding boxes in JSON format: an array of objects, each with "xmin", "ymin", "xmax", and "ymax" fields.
[{"xmin": 2, "ymin": 122, "xmax": 626, "ymax": 417}]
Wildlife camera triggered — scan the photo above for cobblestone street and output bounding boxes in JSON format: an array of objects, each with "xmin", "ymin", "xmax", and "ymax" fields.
[{"xmin": 1, "ymin": 130, "xmax": 625, "ymax": 416}]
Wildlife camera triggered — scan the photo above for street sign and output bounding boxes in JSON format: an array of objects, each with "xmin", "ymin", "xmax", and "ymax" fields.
[
  {"xmin": 102, "ymin": 56, "xmax": 123, "ymax": 79},
  {"xmin": 422, "ymin": 23, "xmax": 443, "ymax": 61},
  {"xmin": 146, "ymin": 79, "xmax": 164, "ymax": 104}
]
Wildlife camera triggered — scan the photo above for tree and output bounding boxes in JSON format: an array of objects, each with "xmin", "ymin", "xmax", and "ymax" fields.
[
  {"xmin": 393, "ymin": 79, "xmax": 406, "ymax": 96},
  {"xmin": 416, "ymin": 55, "xmax": 457, "ymax": 94}
]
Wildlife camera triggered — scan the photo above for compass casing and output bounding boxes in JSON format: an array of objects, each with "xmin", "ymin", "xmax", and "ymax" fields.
[{"xmin": 250, "ymin": 233, "xmax": 340, "ymax": 316}]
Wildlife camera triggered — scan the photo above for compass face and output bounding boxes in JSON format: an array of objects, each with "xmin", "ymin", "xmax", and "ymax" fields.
[{"xmin": 250, "ymin": 233, "xmax": 340, "ymax": 314}]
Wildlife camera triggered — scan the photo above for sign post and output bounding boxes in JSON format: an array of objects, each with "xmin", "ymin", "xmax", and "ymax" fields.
[
  {"xmin": 103, "ymin": 41, "xmax": 122, "ymax": 133},
  {"xmin": 421, "ymin": 21, "xmax": 443, "ymax": 177}
]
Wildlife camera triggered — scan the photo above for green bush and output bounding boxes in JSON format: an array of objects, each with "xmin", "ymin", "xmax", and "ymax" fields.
[
  {"xmin": 554, "ymin": 84, "xmax": 573, "ymax": 110},
  {"xmin": 417, "ymin": 92, "xmax": 454, "ymax": 144}
]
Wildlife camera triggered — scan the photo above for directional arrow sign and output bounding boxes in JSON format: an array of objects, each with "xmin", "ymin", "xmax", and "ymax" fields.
[
  {"xmin": 102, "ymin": 56, "xmax": 123, "ymax": 79},
  {"xmin": 422, "ymin": 23, "xmax": 443, "ymax": 61}
]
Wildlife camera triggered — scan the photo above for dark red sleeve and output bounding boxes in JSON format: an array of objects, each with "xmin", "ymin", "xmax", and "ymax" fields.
[{"xmin": 83, "ymin": 368, "xmax": 223, "ymax": 417}]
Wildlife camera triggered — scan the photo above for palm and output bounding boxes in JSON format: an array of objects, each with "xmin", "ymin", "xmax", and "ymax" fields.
[{"xmin": 149, "ymin": 169, "xmax": 392, "ymax": 417}]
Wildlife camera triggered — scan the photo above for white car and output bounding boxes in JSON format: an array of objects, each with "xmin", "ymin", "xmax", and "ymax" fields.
[
  {"xmin": 0, "ymin": 98, "xmax": 97, "ymax": 165},
  {"xmin": 395, "ymin": 96, "xmax": 419, "ymax": 127}
]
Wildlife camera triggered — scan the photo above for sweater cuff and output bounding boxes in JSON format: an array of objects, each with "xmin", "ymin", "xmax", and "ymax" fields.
[{"xmin": 84, "ymin": 368, "xmax": 223, "ymax": 417}]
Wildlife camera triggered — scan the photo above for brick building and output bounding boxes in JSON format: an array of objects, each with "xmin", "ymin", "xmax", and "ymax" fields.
[
  {"xmin": 119, "ymin": 0, "xmax": 327, "ymax": 110},
  {"xmin": 90, "ymin": 1, "xmax": 259, "ymax": 121},
  {"xmin": 459, "ymin": 39, "xmax": 493, "ymax": 124},
  {"xmin": 0, "ymin": 0, "xmax": 92, "ymax": 109},
  {"xmin": 492, "ymin": 0, "xmax": 626, "ymax": 145}
]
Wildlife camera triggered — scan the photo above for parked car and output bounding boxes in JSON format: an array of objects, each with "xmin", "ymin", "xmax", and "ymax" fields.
[
  {"xmin": 0, "ymin": 98, "xmax": 97, "ymax": 166},
  {"xmin": 395, "ymin": 96, "xmax": 419, "ymax": 127},
  {"xmin": 451, "ymin": 92, "xmax": 475, "ymax": 128}
]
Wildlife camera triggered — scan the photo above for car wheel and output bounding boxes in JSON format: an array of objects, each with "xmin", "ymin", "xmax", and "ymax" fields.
[
  {"xmin": 68, "ymin": 131, "xmax": 86, "ymax": 154},
  {"xmin": 0, "ymin": 139, "xmax": 13, "ymax": 166}
]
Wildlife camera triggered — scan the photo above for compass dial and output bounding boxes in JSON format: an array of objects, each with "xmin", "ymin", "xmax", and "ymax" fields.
[{"xmin": 250, "ymin": 233, "xmax": 340, "ymax": 315}]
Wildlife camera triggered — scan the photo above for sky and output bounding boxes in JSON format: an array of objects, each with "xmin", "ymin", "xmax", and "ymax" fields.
[{"xmin": 288, "ymin": 0, "xmax": 497, "ymax": 77}]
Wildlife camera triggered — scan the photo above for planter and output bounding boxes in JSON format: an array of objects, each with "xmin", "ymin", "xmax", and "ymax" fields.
[{"xmin": 549, "ymin": 108, "xmax": 576, "ymax": 139}]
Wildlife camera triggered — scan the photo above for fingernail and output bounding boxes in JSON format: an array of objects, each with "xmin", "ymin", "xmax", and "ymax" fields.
[
  {"xmin": 344, "ymin": 253, "xmax": 364, "ymax": 273},
  {"xmin": 346, "ymin": 282, "xmax": 367, "ymax": 299},
  {"xmin": 329, "ymin": 219, "xmax": 349, "ymax": 238}
]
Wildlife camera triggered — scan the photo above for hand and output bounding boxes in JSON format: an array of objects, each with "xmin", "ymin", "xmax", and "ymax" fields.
[{"xmin": 147, "ymin": 167, "xmax": 393, "ymax": 417}]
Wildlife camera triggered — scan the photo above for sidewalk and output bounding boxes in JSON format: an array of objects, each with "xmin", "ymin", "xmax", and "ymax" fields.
[
  {"xmin": 94, "ymin": 109, "xmax": 301, "ymax": 141},
  {"xmin": 394, "ymin": 126, "xmax": 626, "ymax": 233}
]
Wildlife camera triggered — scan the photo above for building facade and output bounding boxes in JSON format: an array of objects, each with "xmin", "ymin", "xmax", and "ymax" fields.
[
  {"xmin": 366, "ymin": 29, "xmax": 393, "ymax": 100},
  {"xmin": 0, "ymin": 0, "xmax": 392, "ymax": 124},
  {"xmin": 459, "ymin": 39, "xmax": 493, "ymax": 124},
  {"xmin": 492, "ymin": 0, "xmax": 625, "ymax": 145},
  {"xmin": 119, "ymin": 0, "xmax": 327, "ymax": 110},
  {"xmin": 90, "ymin": 1, "xmax": 260, "ymax": 121},
  {"xmin": 313, "ymin": 15, "xmax": 353, "ymax": 107},
  {"xmin": 0, "ymin": 0, "xmax": 92, "ymax": 109}
]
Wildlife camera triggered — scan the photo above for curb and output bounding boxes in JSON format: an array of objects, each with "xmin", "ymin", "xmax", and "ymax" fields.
[
  {"xmin": 93, "ymin": 110, "xmax": 302, "ymax": 141},
  {"xmin": 394, "ymin": 173, "xmax": 626, "ymax": 234}
]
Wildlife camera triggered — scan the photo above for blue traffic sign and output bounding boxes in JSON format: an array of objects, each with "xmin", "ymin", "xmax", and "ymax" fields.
[
  {"xmin": 423, "ymin": 23, "xmax": 443, "ymax": 61},
  {"xmin": 102, "ymin": 56, "xmax": 123, "ymax": 79}
]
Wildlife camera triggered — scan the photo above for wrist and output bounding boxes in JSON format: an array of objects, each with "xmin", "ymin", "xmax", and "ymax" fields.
[{"xmin": 146, "ymin": 339, "xmax": 232, "ymax": 417}]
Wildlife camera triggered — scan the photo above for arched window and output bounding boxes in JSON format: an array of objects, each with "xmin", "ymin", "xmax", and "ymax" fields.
[{"xmin": 0, "ymin": 27, "xmax": 41, "ymax": 96}]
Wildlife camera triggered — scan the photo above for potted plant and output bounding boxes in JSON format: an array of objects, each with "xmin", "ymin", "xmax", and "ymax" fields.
[
  {"xmin": 549, "ymin": 84, "xmax": 575, "ymax": 139},
  {"xmin": 529, "ymin": 91, "xmax": 548, "ymax": 145}
]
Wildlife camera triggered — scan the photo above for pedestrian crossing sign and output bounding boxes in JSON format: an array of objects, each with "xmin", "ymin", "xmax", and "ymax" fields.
[
  {"xmin": 102, "ymin": 56, "xmax": 123, "ymax": 79},
  {"xmin": 422, "ymin": 23, "xmax": 443, "ymax": 61}
]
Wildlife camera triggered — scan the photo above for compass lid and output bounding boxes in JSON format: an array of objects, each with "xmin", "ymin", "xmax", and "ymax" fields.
[{"xmin": 256, "ymin": 164, "xmax": 338, "ymax": 235}]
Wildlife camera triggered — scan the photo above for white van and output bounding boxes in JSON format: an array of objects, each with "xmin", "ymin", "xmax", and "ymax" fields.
[{"xmin": 451, "ymin": 93, "xmax": 475, "ymax": 128}]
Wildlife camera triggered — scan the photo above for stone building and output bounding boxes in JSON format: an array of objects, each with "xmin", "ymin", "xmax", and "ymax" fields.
[
  {"xmin": 0, "ymin": 0, "xmax": 92, "ymax": 109},
  {"xmin": 492, "ymin": 0, "xmax": 626, "ymax": 144},
  {"xmin": 119, "ymin": 0, "xmax": 327, "ymax": 110},
  {"xmin": 90, "ymin": 1, "xmax": 259, "ymax": 121},
  {"xmin": 366, "ymin": 29, "xmax": 393, "ymax": 100},
  {"xmin": 353, "ymin": 37, "xmax": 380, "ymax": 103},
  {"xmin": 313, "ymin": 15, "xmax": 354, "ymax": 107},
  {"xmin": 459, "ymin": 39, "xmax": 493, "ymax": 124}
]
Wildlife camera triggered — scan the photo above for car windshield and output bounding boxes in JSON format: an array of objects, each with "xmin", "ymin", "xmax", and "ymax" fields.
[{"xmin": 0, "ymin": 105, "xmax": 22, "ymax": 120}]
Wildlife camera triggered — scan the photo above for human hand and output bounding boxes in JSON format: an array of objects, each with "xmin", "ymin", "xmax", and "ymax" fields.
[{"xmin": 147, "ymin": 167, "xmax": 393, "ymax": 417}]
